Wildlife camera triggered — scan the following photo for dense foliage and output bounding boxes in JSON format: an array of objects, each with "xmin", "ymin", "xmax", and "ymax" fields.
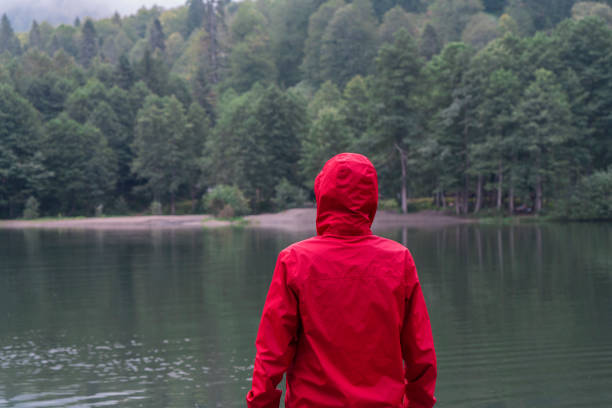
[{"xmin": 0, "ymin": 0, "xmax": 611, "ymax": 220}]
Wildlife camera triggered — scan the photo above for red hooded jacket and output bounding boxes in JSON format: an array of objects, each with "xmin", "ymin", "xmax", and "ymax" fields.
[{"xmin": 247, "ymin": 153, "xmax": 437, "ymax": 407}]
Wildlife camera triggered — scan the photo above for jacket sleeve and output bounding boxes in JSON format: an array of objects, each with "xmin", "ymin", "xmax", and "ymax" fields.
[
  {"xmin": 246, "ymin": 251, "xmax": 299, "ymax": 408},
  {"xmin": 401, "ymin": 254, "xmax": 437, "ymax": 408}
]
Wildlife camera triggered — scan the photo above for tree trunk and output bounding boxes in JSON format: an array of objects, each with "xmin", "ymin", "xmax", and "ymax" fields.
[
  {"xmin": 441, "ymin": 191, "xmax": 446, "ymax": 209},
  {"xmin": 207, "ymin": 0, "xmax": 219, "ymax": 84},
  {"xmin": 535, "ymin": 174, "xmax": 543, "ymax": 213},
  {"xmin": 395, "ymin": 144, "xmax": 408, "ymax": 214},
  {"xmin": 462, "ymin": 175, "xmax": 469, "ymax": 214},
  {"xmin": 170, "ymin": 191, "xmax": 176, "ymax": 215},
  {"xmin": 535, "ymin": 152, "xmax": 543, "ymax": 213},
  {"xmin": 509, "ymin": 184, "xmax": 514, "ymax": 215},
  {"xmin": 190, "ymin": 186, "xmax": 197, "ymax": 213},
  {"xmin": 496, "ymin": 158, "xmax": 503, "ymax": 211},
  {"xmin": 455, "ymin": 191, "xmax": 461, "ymax": 215},
  {"xmin": 474, "ymin": 174, "xmax": 483, "ymax": 213}
]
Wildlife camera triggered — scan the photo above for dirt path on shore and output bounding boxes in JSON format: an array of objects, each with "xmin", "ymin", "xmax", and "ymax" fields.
[
  {"xmin": 0, "ymin": 208, "xmax": 474, "ymax": 231},
  {"xmin": 247, "ymin": 208, "xmax": 475, "ymax": 231},
  {"xmin": 0, "ymin": 208, "xmax": 475, "ymax": 231}
]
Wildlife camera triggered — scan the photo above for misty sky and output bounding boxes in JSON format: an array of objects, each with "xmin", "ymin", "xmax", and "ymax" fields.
[
  {"xmin": 2, "ymin": 0, "xmax": 191, "ymax": 31},
  {"xmin": 2, "ymin": 0, "xmax": 187, "ymax": 16}
]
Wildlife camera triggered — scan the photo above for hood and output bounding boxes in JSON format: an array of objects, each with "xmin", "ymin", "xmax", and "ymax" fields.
[{"xmin": 314, "ymin": 153, "xmax": 378, "ymax": 236}]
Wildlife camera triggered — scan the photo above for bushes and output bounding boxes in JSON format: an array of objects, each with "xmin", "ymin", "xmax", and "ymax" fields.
[
  {"xmin": 378, "ymin": 198, "xmax": 400, "ymax": 213},
  {"xmin": 150, "ymin": 200, "xmax": 163, "ymax": 215},
  {"xmin": 559, "ymin": 169, "xmax": 612, "ymax": 220},
  {"xmin": 22, "ymin": 196, "xmax": 40, "ymax": 219},
  {"xmin": 378, "ymin": 197, "xmax": 434, "ymax": 213},
  {"xmin": 111, "ymin": 196, "xmax": 130, "ymax": 215},
  {"xmin": 203, "ymin": 185, "xmax": 250, "ymax": 217},
  {"xmin": 273, "ymin": 178, "xmax": 308, "ymax": 211}
]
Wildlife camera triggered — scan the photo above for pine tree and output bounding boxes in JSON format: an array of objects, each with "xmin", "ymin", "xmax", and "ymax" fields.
[
  {"xmin": 301, "ymin": 0, "xmax": 346, "ymax": 85},
  {"xmin": 0, "ymin": 14, "xmax": 22, "ymax": 55},
  {"xmin": 320, "ymin": 1, "xmax": 378, "ymax": 86},
  {"xmin": 80, "ymin": 19, "xmax": 98, "ymax": 67},
  {"xmin": 148, "ymin": 19, "xmax": 166, "ymax": 52},
  {"xmin": 29, "ymin": 20, "xmax": 43, "ymax": 50},
  {"xmin": 420, "ymin": 23, "xmax": 441, "ymax": 60},
  {"xmin": 187, "ymin": 0, "xmax": 206, "ymax": 37},
  {"xmin": 192, "ymin": 65, "xmax": 215, "ymax": 120},
  {"xmin": 114, "ymin": 54, "xmax": 135, "ymax": 90},
  {"xmin": 137, "ymin": 49, "xmax": 169, "ymax": 95},
  {"xmin": 112, "ymin": 12, "xmax": 122, "ymax": 26}
]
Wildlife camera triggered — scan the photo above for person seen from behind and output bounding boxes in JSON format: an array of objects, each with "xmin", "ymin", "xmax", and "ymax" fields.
[{"xmin": 247, "ymin": 153, "xmax": 437, "ymax": 407}]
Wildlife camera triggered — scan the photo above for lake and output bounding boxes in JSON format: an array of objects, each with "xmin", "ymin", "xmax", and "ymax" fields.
[{"xmin": 1, "ymin": 223, "xmax": 611, "ymax": 407}]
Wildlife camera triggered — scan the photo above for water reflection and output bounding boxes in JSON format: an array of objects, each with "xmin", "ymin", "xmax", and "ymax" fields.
[{"xmin": 1, "ymin": 223, "xmax": 611, "ymax": 407}]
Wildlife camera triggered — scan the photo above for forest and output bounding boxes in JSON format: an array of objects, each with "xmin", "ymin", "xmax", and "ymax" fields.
[{"xmin": 0, "ymin": 0, "xmax": 611, "ymax": 220}]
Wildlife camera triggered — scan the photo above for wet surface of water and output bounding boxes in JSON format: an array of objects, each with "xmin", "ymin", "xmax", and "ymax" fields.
[{"xmin": 1, "ymin": 223, "xmax": 611, "ymax": 407}]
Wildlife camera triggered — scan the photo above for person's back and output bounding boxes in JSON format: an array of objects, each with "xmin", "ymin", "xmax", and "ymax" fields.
[{"xmin": 247, "ymin": 153, "xmax": 437, "ymax": 408}]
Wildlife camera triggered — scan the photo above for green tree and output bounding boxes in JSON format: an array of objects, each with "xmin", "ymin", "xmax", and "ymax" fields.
[
  {"xmin": 29, "ymin": 20, "xmax": 43, "ymax": 49},
  {"xmin": 320, "ymin": 0, "xmax": 378, "ymax": 86},
  {"xmin": 424, "ymin": 42, "xmax": 475, "ymax": 212},
  {"xmin": 0, "ymin": 14, "xmax": 22, "ymax": 55},
  {"xmin": 114, "ymin": 54, "xmax": 135, "ymax": 89},
  {"xmin": 148, "ymin": 19, "xmax": 166, "ymax": 52},
  {"xmin": 137, "ymin": 48, "xmax": 169, "ymax": 95},
  {"xmin": 370, "ymin": 29, "xmax": 424, "ymax": 213},
  {"xmin": 472, "ymin": 68, "xmax": 521, "ymax": 212},
  {"xmin": 248, "ymin": 86, "xmax": 307, "ymax": 209},
  {"xmin": 42, "ymin": 114, "xmax": 117, "ymax": 214},
  {"xmin": 185, "ymin": 102, "xmax": 210, "ymax": 209},
  {"xmin": 379, "ymin": 6, "xmax": 419, "ymax": 45},
  {"xmin": 227, "ymin": 2, "xmax": 276, "ymax": 92},
  {"xmin": 429, "ymin": 0, "xmax": 485, "ymax": 43},
  {"xmin": 307, "ymin": 80, "xmax": 343, "ymax": 118},
  {"xmin": 572, "ymin": 2, "xmax": 612, "ymax": 27},
  {"xmin": 79, "ymin": 19, "xmax": 98, "ymax": 67},
  {"xmin": 132, "ymin": 95, "xmax": 187, "ymax": 214},
  {"xmin": 270, "ymin": 0, "xmax": 327, "ymax": 86},
  {"xmin": 205, "ymin": 86, "xmax": 306, "ymax": 210},
  {"xmin": 65, "ymin": 78, "xmax": 108, "ymax": 123},
  {"xmin": 0, "ymin": 84, "xmax": 46, "ymax": 218},
  {"xmin": 187, "ymin": 0, "xmax": 206, "ymax": 37},
  {"xmin": 301, "ymin": 0, "xmax": 346, "ymax": 85},
  {"xmin": 341, "ymin": 75, "xmax": 372, "ymax": 141},
  {"xmin": 372, "ymin": 0, "xmax": 426, "ymax": 18},
  {"xmin": 419, "ymin": 23, "xmax": 442, "ymax": 60},
  {"xmin": 462, "ymin": 12, "xmax": 500, "ymax": 49},
  {"xmin": 300, "ymin": 107, "xmax": 352, "ymax": 185},
  {"xmin": 553, "ymin": 18, "xmax": 612, "ymax": 172},
  {"xmin": 26, "ymin": 74, "xmax": 74, "ymax": 121},
  {"xmin": 513, "ymin": 69, "xmax": 573, "ymax": 213},
  {"xmin": 53, "ymin": 24, "xmax": 79, "ymax": 57}
]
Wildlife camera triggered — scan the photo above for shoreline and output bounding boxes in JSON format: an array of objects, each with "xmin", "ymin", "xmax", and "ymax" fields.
[{"xmin": 0, "ymin": 208, "xmax": 476, "ymax": 231}]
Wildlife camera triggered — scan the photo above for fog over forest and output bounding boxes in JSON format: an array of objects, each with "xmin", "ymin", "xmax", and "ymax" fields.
[{"xmin": 2, "ymin": 0, "xmax": 185, "ymax": 31}]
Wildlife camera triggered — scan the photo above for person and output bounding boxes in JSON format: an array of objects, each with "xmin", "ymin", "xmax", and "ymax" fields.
[{"xmin": 246, "ymin": 153, "xmax": 437, "ymax": 407}]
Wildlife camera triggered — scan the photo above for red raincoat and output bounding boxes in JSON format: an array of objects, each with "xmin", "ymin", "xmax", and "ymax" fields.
[{"xmin": 247, "ymin": 153, "xmax": 437, "ymax": 407}]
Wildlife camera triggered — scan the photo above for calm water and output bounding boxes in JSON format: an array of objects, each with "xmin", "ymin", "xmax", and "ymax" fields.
[{"xmin": 0, "ymin": 223, "xmax": 611, "ymax": 407}]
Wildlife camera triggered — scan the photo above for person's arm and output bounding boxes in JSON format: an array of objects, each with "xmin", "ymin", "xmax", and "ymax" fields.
[
  {"xmin": 401, "ymin": 254, "xmax": 437, "ymax": 408},
  {"xmin": 246, "ymin": 251, "xmax": 299, "ymax": 408}
]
